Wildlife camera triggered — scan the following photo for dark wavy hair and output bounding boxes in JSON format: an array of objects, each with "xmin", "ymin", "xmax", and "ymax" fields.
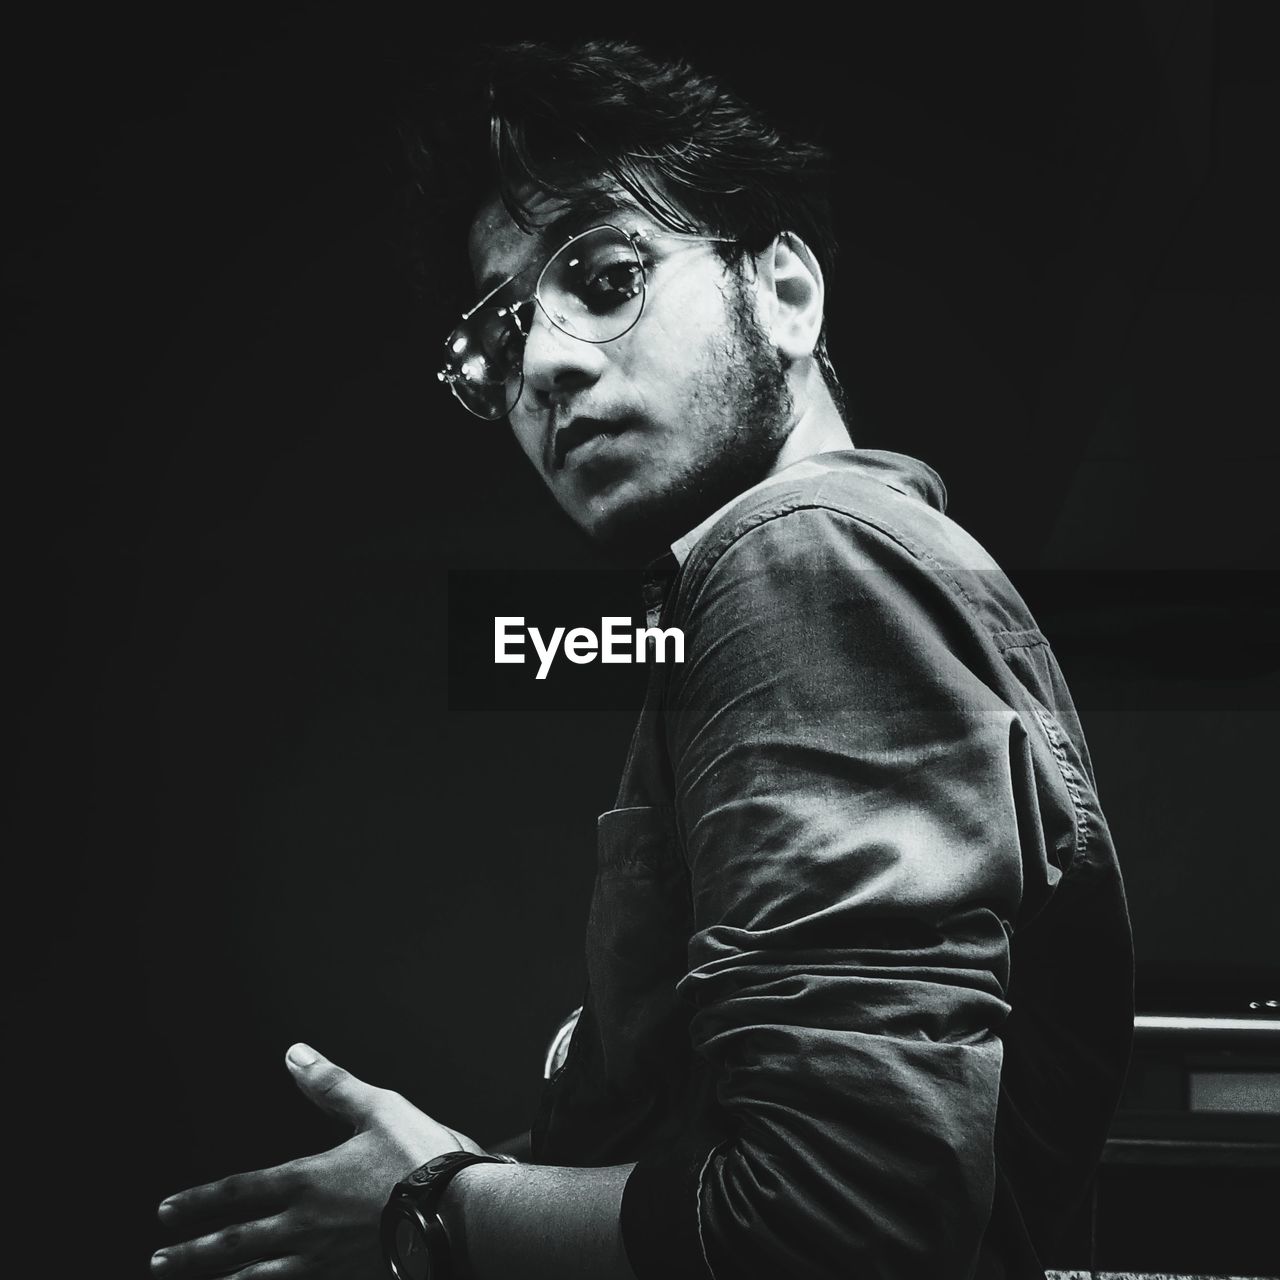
[{"xmin": 410, "ymin": 39, "xmax": 844, "ymax": 412}]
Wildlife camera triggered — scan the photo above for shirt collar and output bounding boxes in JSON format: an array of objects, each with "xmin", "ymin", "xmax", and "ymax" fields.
[{"xmin": 668, "ymin": 449, "xmax": 947, "ymax": 567}]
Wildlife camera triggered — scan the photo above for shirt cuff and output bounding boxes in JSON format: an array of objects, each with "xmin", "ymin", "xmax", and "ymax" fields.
[{"xmin": 620, "ymin": 1140, "xmax": 720, "ymax": 1280}]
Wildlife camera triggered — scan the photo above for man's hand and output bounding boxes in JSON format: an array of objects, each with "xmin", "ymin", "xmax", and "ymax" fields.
[{"xmin": 153, "ymin": 1043, "xmax": 485, "ymax": 1280}]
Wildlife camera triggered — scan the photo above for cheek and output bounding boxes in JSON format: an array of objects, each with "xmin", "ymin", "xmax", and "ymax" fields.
[
  {"xmin": 653, "ymin": 272, "xmax": 729, "ymax": 343},
  {"xmin": 620, "ymin": 284, "xmax": 730, "ymax": 398}
]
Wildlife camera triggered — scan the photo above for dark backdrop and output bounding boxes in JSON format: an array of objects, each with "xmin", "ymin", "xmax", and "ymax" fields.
[{"xmin": 7, "ymin": 3, "xmax": 1276, "ymax": 1271}]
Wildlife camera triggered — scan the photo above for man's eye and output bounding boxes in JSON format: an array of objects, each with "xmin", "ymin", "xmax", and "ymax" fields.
[
  {"xmin": 474, "ymin": 308, "xmax": 523, "ymax": 363},
  {"xmin": 575, "ymin": 258, "xmax": 643, "ymax": 309}
]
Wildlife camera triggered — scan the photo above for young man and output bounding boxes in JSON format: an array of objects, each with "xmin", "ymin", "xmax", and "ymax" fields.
[{"xmin": 154, "ymin": 41, "xmax": 1132, "ymax": 1280}]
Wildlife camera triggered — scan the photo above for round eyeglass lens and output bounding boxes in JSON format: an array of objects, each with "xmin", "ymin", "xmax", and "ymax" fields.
[
  {"xmin": 537, "ymin": 226, "xmax": 645, "ymax": 343},
  {"xmin": 442, "ymin": 300, "xmax": 528, "ymax": 420}
]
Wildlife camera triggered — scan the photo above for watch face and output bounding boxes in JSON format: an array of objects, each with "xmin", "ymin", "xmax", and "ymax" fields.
[{"xmin": 392, "ymin": 1214, "xmax": 432, "ymax": 1280}]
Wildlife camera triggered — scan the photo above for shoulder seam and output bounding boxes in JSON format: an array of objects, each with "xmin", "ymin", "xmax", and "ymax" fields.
[{"xmin": 1027, "ymin": 697, "xmax": 1093, "ymax": 861}]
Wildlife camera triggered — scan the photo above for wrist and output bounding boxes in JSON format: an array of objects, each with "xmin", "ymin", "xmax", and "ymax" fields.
[
  {"xmin": 382, "ymin": 1152, "xmax": 514, "ymax": 1280},
  {"xmin": 438, "ymin": 1161, "xmax": 518, "ymax": 1280}
]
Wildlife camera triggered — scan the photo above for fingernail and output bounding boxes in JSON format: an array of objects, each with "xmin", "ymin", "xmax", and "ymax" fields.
[
  {"xmin": 287, "ymin": 1042, "xmax": 317, "ymax": 1067},
  {"xmin": 151, "ymin": 1254, "xmax": 169, "ymax": 1272},
  {"xmin": 157, "ymin": 1199, "xmax": 175, "ymax": 1219}
]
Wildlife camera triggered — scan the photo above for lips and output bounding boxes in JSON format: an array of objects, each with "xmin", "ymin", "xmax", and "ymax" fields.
[{"xmin": 552, "ymin": 417, "xmax": 624, "ymax": 469}]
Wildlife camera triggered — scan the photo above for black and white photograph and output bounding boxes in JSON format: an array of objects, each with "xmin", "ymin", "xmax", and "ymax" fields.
[{"xmin": 9, "ymin": 5, "xmax": 1278, "ymax": 1277}]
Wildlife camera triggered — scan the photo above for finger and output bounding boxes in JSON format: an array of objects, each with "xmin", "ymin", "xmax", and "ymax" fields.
[
  {"xmin": 284, "ymin": 1043, "xmax": 385, "ymax": 1128},
  {"xmin": 150, "ymin": 1213, "xmax": 291, "ymax": 1278},
  {"xmin": 158, "ymin": 1165, "xmax": 299, "ymax": 1231}
]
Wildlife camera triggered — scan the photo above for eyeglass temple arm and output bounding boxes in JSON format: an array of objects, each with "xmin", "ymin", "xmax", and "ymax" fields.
[{"xmin": 633, "ymin": 230, "xmax": 738, "ymax": 246}]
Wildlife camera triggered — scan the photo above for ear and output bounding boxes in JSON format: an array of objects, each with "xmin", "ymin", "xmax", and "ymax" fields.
[{"xmin": 751, "ymin": 232, "xmax": 825, "ymax": 361}]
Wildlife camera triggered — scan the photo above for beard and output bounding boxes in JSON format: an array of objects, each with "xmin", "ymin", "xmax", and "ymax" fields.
[{"xmin": 588, "ymin": 274, "xmax": 795, "ymax": 565}]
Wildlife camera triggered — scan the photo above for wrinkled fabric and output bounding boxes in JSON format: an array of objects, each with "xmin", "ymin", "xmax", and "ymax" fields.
[{"xmin": 530, "ymin": 451, "xmax": 1133, "ymax": 1280}]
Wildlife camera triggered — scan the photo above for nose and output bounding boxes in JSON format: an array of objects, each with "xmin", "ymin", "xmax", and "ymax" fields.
[{"xmin": 518, "ymin": 301, "xmax": 608, "ymax": 408}]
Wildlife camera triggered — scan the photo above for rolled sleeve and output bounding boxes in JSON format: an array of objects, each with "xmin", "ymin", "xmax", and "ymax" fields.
[{"xmin": 620, "ymin": 506, "xmax": 1025, "ymax": 1280}]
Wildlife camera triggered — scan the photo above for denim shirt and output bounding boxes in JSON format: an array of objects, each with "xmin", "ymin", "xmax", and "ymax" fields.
[{"xmin": 530, "ymin": 450, "xmax": 1133, "ymax": 1279}]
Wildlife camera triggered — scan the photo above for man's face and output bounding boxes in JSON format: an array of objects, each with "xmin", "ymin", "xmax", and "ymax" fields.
[{"xmin": 467, "ymin": 190, "xmax": 795, "ymax": 561}]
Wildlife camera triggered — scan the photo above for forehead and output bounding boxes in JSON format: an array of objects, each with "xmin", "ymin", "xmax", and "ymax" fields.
[{"xmin": 466, "ymin": 186, "xmax": 654, "ymax": 297}]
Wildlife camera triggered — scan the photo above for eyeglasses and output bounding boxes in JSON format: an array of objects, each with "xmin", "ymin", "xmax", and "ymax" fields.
[{"xmin": 438, "ymin": 223, "xmax": 736, "ymax": 421}]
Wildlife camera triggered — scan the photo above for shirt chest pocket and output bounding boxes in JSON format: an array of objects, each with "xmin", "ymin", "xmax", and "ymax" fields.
[{"xmin": 585, "ymin": 805, "xmax": 696, "ymax": 1083}]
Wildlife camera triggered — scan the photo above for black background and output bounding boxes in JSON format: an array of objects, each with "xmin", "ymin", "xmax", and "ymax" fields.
[{"xmin": 7, "ymin": 3, "xmax": 1277, "ymax": 1272}]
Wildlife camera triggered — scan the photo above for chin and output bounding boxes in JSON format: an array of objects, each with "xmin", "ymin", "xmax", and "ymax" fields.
[{"xmin": 573, "ymin": 482, "xmax": 683, "ymax": 565}]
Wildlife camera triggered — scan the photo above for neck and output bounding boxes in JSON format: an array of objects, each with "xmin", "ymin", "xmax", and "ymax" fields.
[{"xmin": 767, "ymin": 363, "xmax": 852, "ymax": 478}]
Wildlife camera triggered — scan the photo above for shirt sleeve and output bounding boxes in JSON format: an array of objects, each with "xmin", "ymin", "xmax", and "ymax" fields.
[{"xmin": 619, "ymin": 505, "xmax": 1025, "ymax": 1280}]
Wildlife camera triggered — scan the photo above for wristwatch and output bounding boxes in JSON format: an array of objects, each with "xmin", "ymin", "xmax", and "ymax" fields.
[{"xmin": 381, "ymin": 1151, "xmax": 506, "ymax": 1280}]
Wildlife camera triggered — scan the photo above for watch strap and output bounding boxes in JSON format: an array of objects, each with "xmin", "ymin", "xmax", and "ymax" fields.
[
  {"xmin": 402, "ymin": 1150, "xmax": 504, "ymax": 1211},
  {"xmin": 383, "ymin": 1151, "xmax": 507, "ymax": 1280}
]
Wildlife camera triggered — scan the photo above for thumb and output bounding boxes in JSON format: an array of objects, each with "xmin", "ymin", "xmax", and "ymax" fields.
[{"xmin": 285, "ymin": 1043, "xmax": 383, "ymax": 1127}]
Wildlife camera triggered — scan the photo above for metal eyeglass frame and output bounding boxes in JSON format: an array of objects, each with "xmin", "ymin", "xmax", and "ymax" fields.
[{"xmin": 437, "ymin": 223, "xmax": 738, "ymax": 421}]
